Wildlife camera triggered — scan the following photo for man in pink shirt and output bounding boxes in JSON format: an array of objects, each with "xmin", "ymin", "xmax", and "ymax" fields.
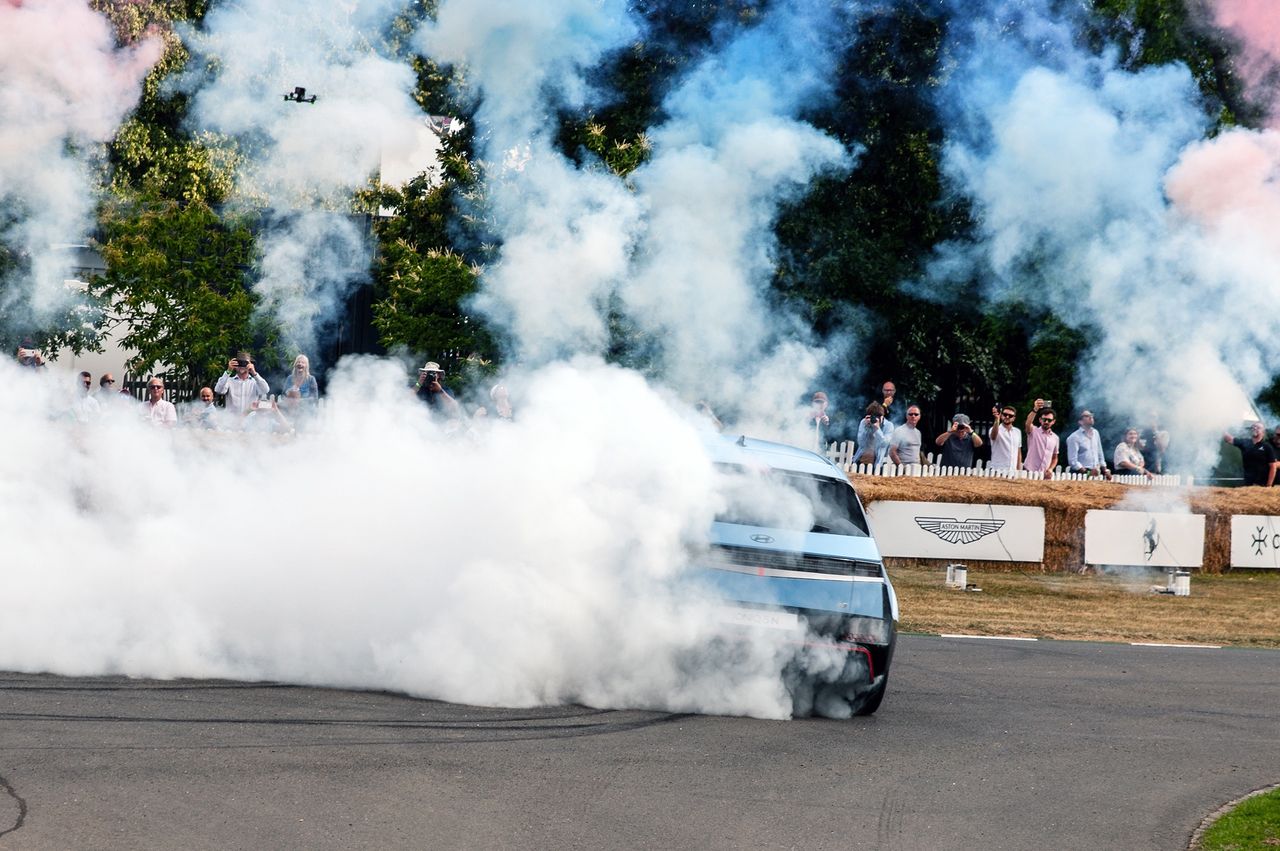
[{"xmin": 1024, "ymin": 406, "xmax": 1059, "ymax": 480}]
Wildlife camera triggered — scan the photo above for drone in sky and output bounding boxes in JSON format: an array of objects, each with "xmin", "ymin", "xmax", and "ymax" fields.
[{"xmin": 283, "ymin": 87, "xmax": 317, "ymax": 104}]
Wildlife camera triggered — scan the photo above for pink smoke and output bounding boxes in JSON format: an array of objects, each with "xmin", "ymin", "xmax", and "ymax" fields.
[
  {"xmin": 1210, "ymin": 0, "xmax": 1280, "ymax": 122},
  {"xmin": 1166, "ymin": 128, "xmax": 1280, "ymax": 234}
]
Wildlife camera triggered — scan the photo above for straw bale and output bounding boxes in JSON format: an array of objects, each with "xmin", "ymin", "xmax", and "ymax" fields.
[{"xmin": 847, "ymin": 474, "xmax": 1280, "ymax": 574}]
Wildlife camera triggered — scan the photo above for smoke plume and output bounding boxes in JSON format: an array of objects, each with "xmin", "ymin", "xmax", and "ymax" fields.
[
  {"xmin": 928, "ymin": 0, "xmax": 1280, "ymax": 471},
  {"xmin": 181, "ymin": 0, "xmax": 425, "ymax": 358},
  {"xmin": 0, "ymin": 0, "xmax": 160, "ymax": 323}
]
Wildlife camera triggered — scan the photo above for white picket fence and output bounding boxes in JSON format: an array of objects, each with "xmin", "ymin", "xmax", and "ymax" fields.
[{"xmin": 823, "ymin": 440, "xmax": 1189, "ymax": 486}]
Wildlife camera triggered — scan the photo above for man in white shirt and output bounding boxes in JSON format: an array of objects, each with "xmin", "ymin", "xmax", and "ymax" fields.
[
  {"xmin": 143, "ymin": 377, "xmax": 177, "ymax": 427},
  {"xmin": 1066, "ymin": 410, "xmax": 1111, "ymax": 479},
  {"xmin": 214, "ymin": 351, "xmax": 270, "ymax": 416},
  {"xmin": 889, "ymin": 405, "xmax": 924, "ymax": 466},
  {"xmin": 988, "ymin": 404, "xmax": 1022, "ymax": 470},
  {"xmin": 71, "ymin": 371, "xmax": 100, "ymax": 423}
]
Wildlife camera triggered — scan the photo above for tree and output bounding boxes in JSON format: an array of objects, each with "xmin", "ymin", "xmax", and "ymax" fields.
[{"xmin": 92, "ymin": 198, "xmax": 266, "ymax": 382}]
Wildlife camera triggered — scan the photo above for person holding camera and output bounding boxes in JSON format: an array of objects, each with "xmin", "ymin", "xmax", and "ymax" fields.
[
  {"xmin": 414, "ymin": 361, "xmax": 460, "ymax": 416},
  {"xmin": 935, "ymin": 413, "xmax": 983, "ymax": 468},
  {"xmin": 988, "ymin": 404, "xmax": 1022, "ymax": 471},
  {"xmin": 1024, "ymin": 405, "xmax": 1060, "ymax": 480},
  {"xmin": 15, "ymin": 338, "xmax": 45, "ymax": 369},
  {"xmin": 214, "ymin": 351, "xmax": 270, "ymax": 417},
  {"xmin": 855, "ymin": 402, "xmax": 892, "ymax": 466}
]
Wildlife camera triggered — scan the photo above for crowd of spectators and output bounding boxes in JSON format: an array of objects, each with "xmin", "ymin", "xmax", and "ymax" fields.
[
  {"xmin": 806, "ymin": 381, "xmax": 1279, "ymax": 487},
  {"xmin": 17, "ymin": 343, "xmax": 512, "ymax": 436}
]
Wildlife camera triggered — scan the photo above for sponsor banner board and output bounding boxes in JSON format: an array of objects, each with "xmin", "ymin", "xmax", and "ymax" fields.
[
  {"xmin": 1084, "ymin": 510, "xmax": 1204, "ymax": 568},
  {"xmin": 866, "ymin": 501, "xmax": 1045, "ymax": 562},
  {"xmin": 1230, "ymin": 515, "xmax": 1280, "ymax": 568}
]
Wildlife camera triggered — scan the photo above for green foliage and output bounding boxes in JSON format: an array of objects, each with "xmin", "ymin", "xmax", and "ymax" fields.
[
  {"xmin": 92, "ymin": 198, "xmax": 262, "ymax": 382},
  {"xmin": 1089, "ymin": 0, "xmax": 1258, "ymax": 128},
  {"xmin": 371, "ymin": 241, "xmax": 493, "ymax": 365}
]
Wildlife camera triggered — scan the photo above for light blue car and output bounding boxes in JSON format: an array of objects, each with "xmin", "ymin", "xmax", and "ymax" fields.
[{"xmin": 701, "ymin": 434, "xmax": 899, "ymax": 716}]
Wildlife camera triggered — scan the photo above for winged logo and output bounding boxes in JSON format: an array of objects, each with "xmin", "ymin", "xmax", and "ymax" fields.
[{"xmin": 914, "ymin": 516, "xmax": 1006, "ymax": 545}]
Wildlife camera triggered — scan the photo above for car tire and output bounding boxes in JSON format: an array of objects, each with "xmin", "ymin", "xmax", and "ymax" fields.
[{"xmin": 852, "ymin": 675, "xmax": 888, "ymax": 716}]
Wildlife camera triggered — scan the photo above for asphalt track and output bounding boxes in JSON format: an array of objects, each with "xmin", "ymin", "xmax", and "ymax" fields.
[{"xmin": 1, "ymin": 634, "xmax": 1277, "ymax": 851}]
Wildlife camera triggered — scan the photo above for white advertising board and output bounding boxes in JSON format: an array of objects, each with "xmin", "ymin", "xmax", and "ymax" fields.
[
  {"xmin": 1084, "ymin": 510, "xmax": 1204, "ymax": 568},
  {"xmin": 866, "ymin": 501, "xmax": 1045, "ymax": 562},
  {"xmin": 1230, "ymin": 515, "xmax": 1280, "ymax": 568}
]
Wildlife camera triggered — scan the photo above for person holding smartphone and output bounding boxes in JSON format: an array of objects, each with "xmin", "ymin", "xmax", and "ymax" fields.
[
  {"xmin": 214, "ymin": 351, "xmax": 270, "ymax": 417},
  {"xmin": 855, "ymin": 402, "xmax": 892, "ymax": 467}
]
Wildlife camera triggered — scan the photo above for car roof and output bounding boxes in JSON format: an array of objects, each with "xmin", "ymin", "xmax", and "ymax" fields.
[{"xmin": 706, "ymin": 434, "xmax": 846, "ymax": 479}]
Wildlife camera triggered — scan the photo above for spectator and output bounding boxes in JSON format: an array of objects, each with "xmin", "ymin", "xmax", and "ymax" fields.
[
  {"xmin": 1139, "ymin": 414, "xmax": 1169, "ymax": 474},
  {"xmin": 280, "ymin": 354, "xmax": 319, "ymax": 405},
  {"xmin": 988, "ymin": 404, "xmax": 1023, "ymax": 471},
  {"xmin": 143, "ymin": 377, "xmax": 177, "ymax": 428},
  {"xmin": 935, "ymin": 413, "xmax": 983, "ymax": 468},
  {"xmin": 1066, "ymin": 410, "xmax": 1111, "ymax": 479},
  {"xmin": 98, "ymin": 373, "xmax": 116, "ymax": 397},
  {"xmin": 15, "ymin": 338, "xmax": 45, "ymax": 369},
  {"xmin": 1270, "ymin": 426, "xmax": 1280, "ymax": 461},
  {"xmin": 878, "ymin": 381, "xmax": 898, "ymax": 425},
  {"xmin": 242, "ymin": 397, "xmax": 292, "ymax": 434},
  {"xmin": 1113, "ymin": 428, "xmax": 1155, "ymax": 480},
  {"xmin": 888, "ymin": 405, "xmax": 924, "ymax": 467},
  {"xmin": 855, "ymin": 402, "xmax": 892, "ymax": 466},
  {"xmin": 215, "ymin": 352, "xmax": 270, "ymax": 416},
  {"xmin": 1024, "ymin": 406, "xmax": 1059, "ymax": 480},
  {"xmin": 189, "ymin": 386, "xmax": 220, "ymax": 430},
  {"xmin": 413, "ymin": 361, "xmax": 460, "ymax": 417},
  {"xmin": 1223, "ymin": 422, "xmax": 1276, "ymax": 487},
  {"xmin": 71, "ymin": 371, "xmax": 100, "ymax": 423},
  {"xmin": 808, "ymin": 391, "xmax": 831, "ymax": 451}
]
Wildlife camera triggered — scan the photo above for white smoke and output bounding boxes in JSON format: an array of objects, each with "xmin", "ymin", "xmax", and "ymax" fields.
[
  {"xmin": 181, "ymin": 0, "xmax": 425, "ymax": 358},
  {"xmin": 929, "ymin": 0, "xmax": 1280, "ymax": 471},
  {"xmin": 3, "ymin": 0, "xmax": 880, "ymax": 721},
  {"xmin": 1, "ymin": 358, "xmax": 800, "ymax": 717},
  {"xmin": 0, "ymin": 0, "xmax": 161, "ymax": 321}
]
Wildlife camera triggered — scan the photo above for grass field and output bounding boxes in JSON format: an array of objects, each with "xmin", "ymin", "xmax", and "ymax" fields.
[
  {"xmin": 1198, "ymin": 785, "xmax": 1280, "ymax": 850},
  {"xmin": 888, "ymin": 563, "xmax": 1280, "ymax": 647}
]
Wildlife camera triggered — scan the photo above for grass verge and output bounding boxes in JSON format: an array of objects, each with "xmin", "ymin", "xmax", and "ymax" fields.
[
  {"xmin": 1197, "ymin": 785, "xmax": 1280, "ymax": 850},
  {"xmin": 887, "ymin": 563, "xmax": 1280, "ymax": 647}
]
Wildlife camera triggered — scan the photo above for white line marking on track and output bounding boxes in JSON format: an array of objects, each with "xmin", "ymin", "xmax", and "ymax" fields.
[
  {"xmin": 939, "ymin": 634, "xmax": 1038, "ymax": 641},
  {"xmin": 1129, "ymin": 642, "xmax": 1222, "ymax": 649}
]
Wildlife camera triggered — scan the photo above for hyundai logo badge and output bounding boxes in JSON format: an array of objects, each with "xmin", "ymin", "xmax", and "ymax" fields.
[{"xmin": 750, "ymin": 534, "xmax": 774, "ymax": 544}]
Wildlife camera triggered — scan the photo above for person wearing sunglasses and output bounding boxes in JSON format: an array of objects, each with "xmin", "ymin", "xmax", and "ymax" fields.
[
  {"xmin": 1024, "ymin": 405, "xmax": 1059, "ymax": 480},
  {"xmin": 143, "ymin": 378, "xmax": 177, "ymax": 428},
  {"xmin": 71, "ymin": 371, "xmax": 100, "ymax": 423},
  {"xmin": 988, "ymin": 404, "xmax": 1022, "ymax": 471},
  {"xmin": 888, "ymin": 405, "xmax": 924, "ymax": 467}
]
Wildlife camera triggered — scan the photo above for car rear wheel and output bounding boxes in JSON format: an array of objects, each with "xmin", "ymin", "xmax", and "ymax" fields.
[{"xmin": 852, "ymin": 674, "xmax": 887, "ymax": 716}]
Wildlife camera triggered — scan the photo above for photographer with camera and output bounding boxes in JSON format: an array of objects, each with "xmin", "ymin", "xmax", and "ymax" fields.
[
  {"xmin": 15, "ymin": 338, "xmax": 45, "ymax": 369},
  {"xmin": 414, "ymin": 361, "xmax": 460, "ymax": 417},
  {"xmin": 214, "ymin": 351, "xmax": 270, "ymax": 417},
  {"xmin": 855, "ymin": 402, "xmax": 892, "ymax": 466},
  {"xmin": 935, "ymin": 413, "xmax": 983, "ymax": 468}
]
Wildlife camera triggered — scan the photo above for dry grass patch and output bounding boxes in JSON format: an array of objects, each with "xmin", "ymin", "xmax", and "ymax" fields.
[
  {"xmin": 889, "ymin": 563, "xmax": 1280, "ymax": 647},
  {"xmin": 851, "ymin": 475, "xmax": 1280, "ymax": 573}
]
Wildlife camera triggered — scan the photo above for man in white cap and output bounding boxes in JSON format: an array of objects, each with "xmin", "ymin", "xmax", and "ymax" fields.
[{"xmin": 413, "ymin": 361, "xmax": 459, "ymax": 416}]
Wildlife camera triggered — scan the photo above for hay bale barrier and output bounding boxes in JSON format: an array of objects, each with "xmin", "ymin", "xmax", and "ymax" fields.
[{"xmin": 848, "ymin": 475, "xmax": 1280, "ymax": 574}]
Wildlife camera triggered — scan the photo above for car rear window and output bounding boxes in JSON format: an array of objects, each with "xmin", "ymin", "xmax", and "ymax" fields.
[{"xmin": 713, "ymin": 464, "xmax": 870, "ymax": 536}]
